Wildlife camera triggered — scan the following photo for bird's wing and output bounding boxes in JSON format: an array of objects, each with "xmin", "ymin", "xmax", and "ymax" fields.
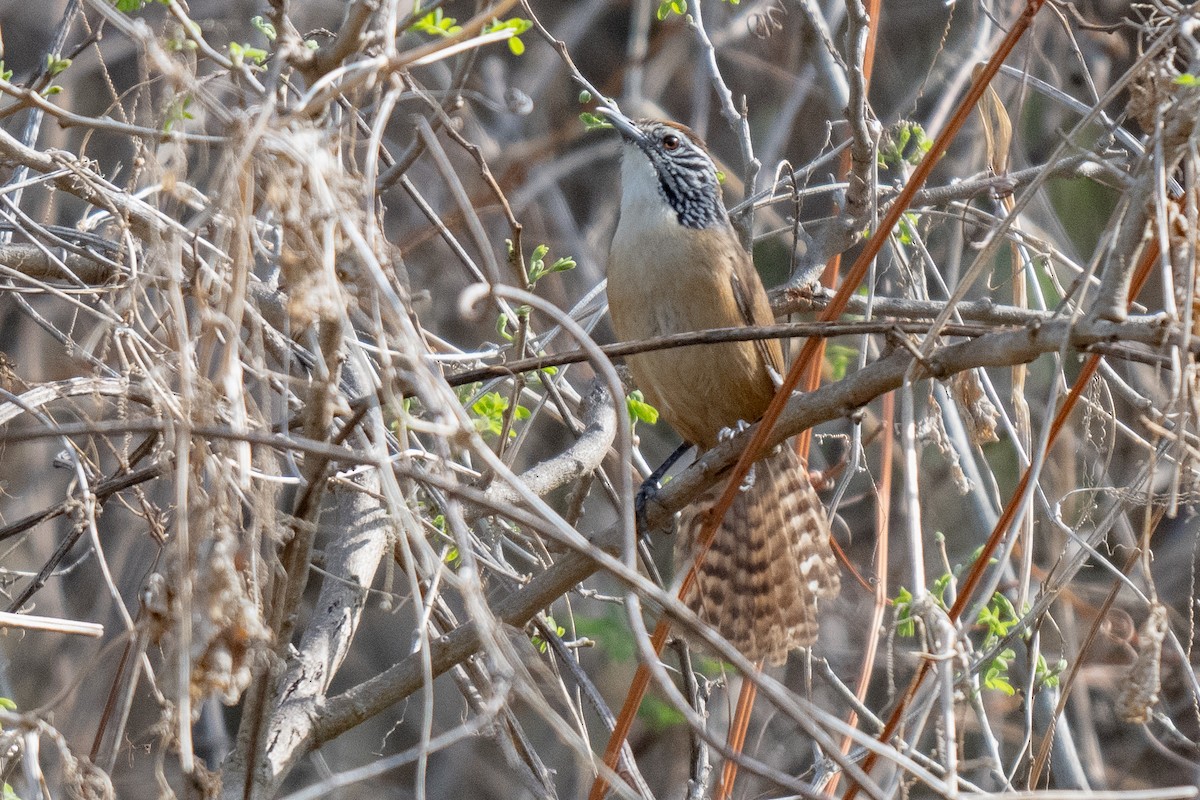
[{"xmin": 728, "ymin": 244, "xmax": 785, "ymax": 380}]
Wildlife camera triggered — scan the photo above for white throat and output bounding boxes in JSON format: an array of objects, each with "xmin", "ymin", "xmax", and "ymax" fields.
[{"xmin": 616, "ymin": 143, "xmax": 678, "ymax": 238}]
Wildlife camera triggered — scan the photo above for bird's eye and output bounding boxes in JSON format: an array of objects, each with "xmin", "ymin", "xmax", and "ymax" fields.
[{"xmin": 662, "ymin": 134, "xmax": 681, "ymax": 151}]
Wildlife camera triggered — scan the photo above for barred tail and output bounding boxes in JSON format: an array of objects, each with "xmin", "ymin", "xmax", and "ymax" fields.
[{"xmin": 676, "ymin": 446, "xmax": 840, "ymax": 666}]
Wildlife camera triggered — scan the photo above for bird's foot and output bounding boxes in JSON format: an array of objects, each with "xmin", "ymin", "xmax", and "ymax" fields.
[
  {"xmin": 635, "ymin": 477, "xmax": 661, "ymax": 532},
  {"xmin": 716, "ymin": 419, "xmax": 753, "ymax": 442},
  {"xmin": 740, "ymin": 463, "xmax": 757, "ymax": 492},
  {"xmin": 717, "ymin": 421, "xmax": 757, "ymax": 491}
]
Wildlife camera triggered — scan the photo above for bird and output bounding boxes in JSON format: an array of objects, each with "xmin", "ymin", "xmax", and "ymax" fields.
[{"xmin": 602, "ymin": 107, "xmax": 840, "ymax": 665}]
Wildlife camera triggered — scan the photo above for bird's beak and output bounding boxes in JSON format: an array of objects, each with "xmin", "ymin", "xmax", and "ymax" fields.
[{"xmin": 596, "ymin": 107, "xmax": 647, "ymax": 146}]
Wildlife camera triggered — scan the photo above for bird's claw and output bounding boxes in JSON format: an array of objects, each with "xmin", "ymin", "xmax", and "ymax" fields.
[
  {"xmin": 717, "ymin": 419, "xmax": 753, "ymax": 442},
  {"xmin": 635, "ymin": 477, "xmax": 661, "ymax": 531},
  {"xmin": 740, "ymin": 463, "xmax": 757, "ymax": 492}
]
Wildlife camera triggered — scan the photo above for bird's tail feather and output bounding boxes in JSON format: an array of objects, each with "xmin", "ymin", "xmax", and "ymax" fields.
[{"xmin": 675, "ymin": 445, "xmax": 840, "ymax": 665}]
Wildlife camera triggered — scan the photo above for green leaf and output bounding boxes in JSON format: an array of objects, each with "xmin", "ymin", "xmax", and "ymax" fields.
[
  {"xmin": 0, "ymin": 61, "xmax": 12, "ymax": 82},
  {"xmin": 454, "ymin": 382, "xmax": 482, "ymax": 406},
  {"xmin": 114, "ymin": 0, "xmax": 145, "ymax": 12},
  {"xmin": 526, "ymin": 244, "xmax": 575, "ymax": 285},
  {"xmin": 228, "ymin": 41, "xmax": 269, "ymax": 66},
  {"xmin": 578, "ymin": 90, "xmax": 592, "ymax": 104},
  {"xmin": 251, "ymin": 15, "xmax": 277, "ymax": 41},
  {"xmin": 896, "ymin": 212, "xmax": 920, "ymax": 246},
  {"xmin": 167, "ymin": 22, "xmax": 201, "ymax": 52},
  {"xmin": 1036, "ymin": 656, "xmax": 1066, "ymax": 689},
  {"xmin": 531, "ymin": 614, "xmax": 566, "ymax": 652},
  {"xmin": 163, "ymin": 94, "xmax": 194, "ymax": 134},
  {"xmin": 470, "ymin": 392, "xmax": 528, "ymax": 439},
  {"xmin": 413, "ymin": 9, "xmax": 462, "ymax": 37},
  {"xmin": 977, "ymin": 592, "xmax": 1018, "ymax": 643},
  {"xmin": 824, "ymin": 343, "xmax": 857, "ymax": 382},
  {"xmin": 656, "ymin": 0, "xmax": 687, "ymax": 19},
  {"xmin": 626, "ymin": 390, "xmax": 659, "ymax": 425},
  {"xmin": 879, "ymin": 121, "xmax": 932, "ymax": 170},
  {"xmin": 1175, "ymin": 73, "xmax": 1199, "ymax": 87},
  {"xmin": 45, "ymin": 55, "xmax": 72, "ymax": 78},
  {"xmin": 483, "ymin": 17, "xmax": 532, "ymax": 56},
  {"xmin": 984, "ymin": 669, "xmax": 1015, "ymax": 695},
  {"xmin": 983, "ymin": 647, "xmax": 1017, "ymax": 695},
  {"xmin": 893, "ymin": 586, "xmax": 915, "ymax": 637},
  {"xmin": 580, "ymin": 111, "xmax": 613, "ymax": 131},
  {"xmin": 929, "ymin": 572, "xmax": 952, "ymax": 608},
  {"xmin": 497, "ymin": 312, "xmax": 514, "ymax": 342}
]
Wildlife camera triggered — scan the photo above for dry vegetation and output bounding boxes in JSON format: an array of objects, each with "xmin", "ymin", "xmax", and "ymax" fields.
[{"xmin": 0, "ymin": 0, "xmax": 1199, "ymax": 798}]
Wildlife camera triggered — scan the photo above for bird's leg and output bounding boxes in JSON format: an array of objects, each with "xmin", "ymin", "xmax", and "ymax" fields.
[
  {"xmin": 717, "ymin": 420, "xmax": 757, "ymax": 491},
  {"xmin": 636, "ymin": 441, "xmax": 693, "ymax": 532}
]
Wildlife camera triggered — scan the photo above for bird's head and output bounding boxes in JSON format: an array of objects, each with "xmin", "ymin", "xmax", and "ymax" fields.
[{"xmin": 598, "ymin": 107, "xmax": 726, "ymax": 231}]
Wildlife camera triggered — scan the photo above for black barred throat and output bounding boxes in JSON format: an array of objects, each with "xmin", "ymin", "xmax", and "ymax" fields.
[{"xmin": 633, "ymin": 121, "xmax": 726, "ymax": 230}]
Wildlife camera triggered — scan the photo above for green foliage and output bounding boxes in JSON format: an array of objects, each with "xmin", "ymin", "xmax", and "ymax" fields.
[
  {"xmin": 530, "ymin": 615, "xmax": 565, "ymax": 654},
  {"xmin": 574, "ymin": 610, "xmax": 634, "ymax": 662},
  {"xmin": 894, "ymin": 549, "xmax": 1045, "ymax": 697},
  {"xmin": 413, "ymin": 9, "xmax": 462, "ymax": 38},
  {"xmin": 626, "ymin": 390, "xmax": 659, "ymax": 425},
  {"xmin": 2, "ymin": 782, "xmax": 19, "ymax": 800},
  {"xmin": 470, "ymin": 391, "xmax": 530, "ymax": 438},
  {"xmin": 578, "ymin": 90, "xmax": 592, "ymax": 104},
  {"xmin": 893, "ymin": 586, "xmax": 917, "ymax": 637},
  {"xmin": 1175, "ymin": 73, "xmax": 1199, "ymax": 87},
  {"xmin": 1036, "ymin": 654, "xmax": 1066, "ymax": 689},
  {"xmin": 977, "ymin": 592, "xmax": 1020, "ymax": 695},
  {"xmin": 251, "ymin": 15, "xmax": 277, "ymax": 41},
  {"xmin": 715, "ymin": 170, "xmax": 726, "ymax": 184},
  {"xmin": 983, "ymin": 647, "xmax": 1017, "ymax": 695},
  {"xmin": 41, "ymin": 54, "xmax": 72, "ymax": 95},
  {"xmin": 824, "ymin": 342, "xmax": 857, "ymax": 381},
  {"xmin": 977, "ymin": 591, "xmax": 1018, "ymax": 642},
  {"xmin": 580, "ymin": 111, "xmax": 612, "ymax": 131},
  {"xmin": 113, "ymin": 0, "xmax": 167, "ymax": 11},
  {"xmin": 879, "ymin": 121, "xmax": 933, "ymax": 170},
  {"xmin": 527, "ymin": 243, "xmax": 576, "ymax": 285},
  {"xmin": 496, "ymin": 306, "xmax": 529, "ymax": 342},
  {"xmin": 228, "ymin": 41, "xmax": 269, "ymax": 66},
  {"xmin": 484, "ymin": 17, "xmax": 533, "ymax": 56},
  {"xmin": 639, "ymin": 693, "xmax": 686, "ymax": 730},
  {"xmin": 166, "ymin": 22, "xmax": 201, "ymax": 52},
  {"xmin": 45, "ymin": 55, "xmax": 71, "ymax": 78},
  {"xmin": 896, "ymin": 212, "xmax": 921, "ymax": 246},
  {"xmin": 656, "ymin": 0, "xmax": 687, "ymax": 20},
  {"xmin": 163, "ymin": 95, "xmax": 194, "ymax": 134},
  {"xmin": 0, "ymin": 62, "xmax": 11, "ymax": 82}
]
